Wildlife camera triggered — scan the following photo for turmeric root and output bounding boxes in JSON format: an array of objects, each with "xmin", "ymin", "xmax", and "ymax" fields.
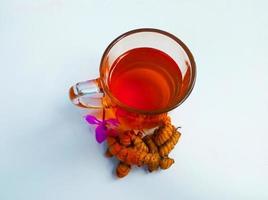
[
  {"xmin": 162, "ymin": 116, "xmax": 171, "ymax": 125},
  {"xmin": 143, "ymin": 135, "xmax": 158, "ymax": 153},
  {"xmin": 109, "ymin": 143, "xmax": 123, "ymax": 155},
  {"xmin": 107, "ymin": 136, "xmax": 159, "ymax": 167},
  {"xmin": 159, "ymin": 130, "xmax": 181, "ymax": 157},
  {"xmin": 105, "ymin": 117, "xmax": 181, "ymax": 178},
  {"xmin": 159, "ymin": 157, "xmax": 174, "ymax": 169},
  {"xmin": 153, "ymin": 123, "xmax": 175, "ymax": 146},
  {"xmin": 105, "ymin": 148, "xmax": 113, "ymax": 157},
  {"xmin": 118, "ymin": 130, "xmax": 132, "ymax": 146},
  {"xmin": 116, "ymin": 162, "xmax": 131, "ymax": 178},
  {"xmin": 147, "ymin": 153, "xmax": 160, "ymax": 172},
  {"xmin": 133, "ymin": 135, "xmax": 149, "ymax": 153}
]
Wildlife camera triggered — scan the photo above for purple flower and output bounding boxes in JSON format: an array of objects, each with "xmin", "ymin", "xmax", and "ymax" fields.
[{"xmin": 85, "ymin": 115, "xmax": 119, "ymax": 143}]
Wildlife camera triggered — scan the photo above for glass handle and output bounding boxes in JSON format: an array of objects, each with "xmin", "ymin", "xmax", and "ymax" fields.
[{"xmin": 69, "ymin": 78, "xmax": 103, "ymax": 108}]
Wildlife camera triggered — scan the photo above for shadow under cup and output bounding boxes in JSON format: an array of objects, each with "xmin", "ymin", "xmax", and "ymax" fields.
[{"xmin": 69, "ymin": 28, "xmax": 196, "ymax": 129}]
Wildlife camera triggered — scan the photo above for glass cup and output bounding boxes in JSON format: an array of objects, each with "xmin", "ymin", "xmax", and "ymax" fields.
[{"xmin": 69, "ymin": 28, "xmax": 196, "ymax": 129}]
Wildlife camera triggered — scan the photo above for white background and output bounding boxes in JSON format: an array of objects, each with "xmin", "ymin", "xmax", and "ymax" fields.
[{"xmin": 0, "ymin": 0, "xmax": 267, "ymax": 199}]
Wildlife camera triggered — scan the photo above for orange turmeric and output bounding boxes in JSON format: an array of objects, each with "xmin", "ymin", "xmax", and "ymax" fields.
[
  {"xmin": 133, "ymin": 136, "xmax": 149, "ymax": 153},
  {"xmin": 105, "ymin": 116, "xmax": 181, "ymax": 178},
  {"xmin": 162, "ymin": 116, "xmax": 171, "ymax": 125},
  {"xmin": 107, "ymin": 136, "xmax": 159, "ymax": 167},
  {"xmin": 159, "ymin": 157, "xmax": 174, "ymax": 169},
  {"xmin": 143, "ymin": 135, "xmax": 158, "ymax": 153},
  {"xmin": 147, "ymin": 153, "xmax": 160, "ymax": 172},
  {"xmin": 116, "ymin": 162, "xmax": 131, "ymax": 178},
  {"xmin": 153, "ymin": 123, "xmax": 175, "ymax": 146},
  {"xmin": 105, "ymin": 148, "xmax": 113, "ymax": 158},
  {"xmin": 159, "ymin": 129, "xmax": 181, "ymax": 157},
  {"xmin": 118, "ymin": 130, "xmax": 132, "ymax": 146}
]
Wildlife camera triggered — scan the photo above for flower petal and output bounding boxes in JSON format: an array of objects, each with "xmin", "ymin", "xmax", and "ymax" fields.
[
  {"xmin": 95, "ymin": 125, "xmax": 107, "ymax": 143},
  {"xmin": 85, "ymin": 115, "xmax": 101, "ymax": 125}
]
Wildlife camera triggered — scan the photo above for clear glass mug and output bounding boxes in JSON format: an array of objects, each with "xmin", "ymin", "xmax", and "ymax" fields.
[{"xmin": 69, "ymin": 28, "xmax": 196, "ymax": 129}]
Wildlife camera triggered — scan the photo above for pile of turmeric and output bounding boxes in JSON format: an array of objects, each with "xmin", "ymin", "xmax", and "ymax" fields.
[{"xmin": 105, "ymin": 116, "xmax": 181, "ymax": 178}]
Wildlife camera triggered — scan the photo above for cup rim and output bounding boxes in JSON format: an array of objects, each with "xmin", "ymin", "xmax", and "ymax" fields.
[{"xmin": 99, "ymin": 28, "xmax": 196, "ymax": 115}]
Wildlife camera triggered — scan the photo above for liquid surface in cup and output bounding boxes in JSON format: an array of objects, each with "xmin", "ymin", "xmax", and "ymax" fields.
[{"xmin": 108, "ymin": 47, "xmax": 182, "ymax": 111}]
